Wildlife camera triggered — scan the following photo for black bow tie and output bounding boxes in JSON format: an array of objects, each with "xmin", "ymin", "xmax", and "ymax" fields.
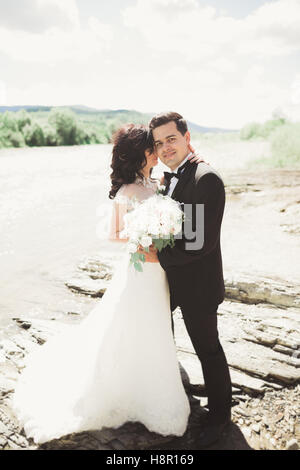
[
  {"xmin": 163, "ymin": 160, "xmax": 189, "ymax": 184},
  {"xmin": 163, "ymin": 171, "xmax": 180, "ymax": 183}
]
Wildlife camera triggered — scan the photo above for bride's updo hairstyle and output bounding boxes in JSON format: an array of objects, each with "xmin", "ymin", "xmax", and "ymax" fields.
[{"xmin": 109, "ymin": 124, "xmax": 154, "ymax": 199}]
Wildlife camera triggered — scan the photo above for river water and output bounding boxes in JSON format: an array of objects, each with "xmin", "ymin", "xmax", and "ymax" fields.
[{"xmin": 0, "ymin": 144, "xmax": 117, "ymax": 329}]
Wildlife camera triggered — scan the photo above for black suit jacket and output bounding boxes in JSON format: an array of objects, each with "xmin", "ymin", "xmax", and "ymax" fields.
[{"xmin": 157, "ymin": 161, "xmax": 225, "ymax": 311}]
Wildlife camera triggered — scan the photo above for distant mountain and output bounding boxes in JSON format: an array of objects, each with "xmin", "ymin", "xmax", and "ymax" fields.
[
  {"xmin": 0, "ymin": 105, "xmax": 52, "ymax": 113},
  {"xmin": 0, "ymin": 105, "xmax": 238, "ymax": 133},
  {"xmin": 186, "ymin": 121, "xmax": 238, "ymax": 133}
]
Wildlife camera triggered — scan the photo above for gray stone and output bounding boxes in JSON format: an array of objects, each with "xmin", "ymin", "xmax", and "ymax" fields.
[
  {"xmin": 6, "ymin": 438, "xmax": 22, "ymax": 450},
  {"xmin": 224, "ymin": 272, "xmax": 300, "ymax": 309},
  {"xmin": 65, "ymin": 277, "xmax": 108, "ymax": 298},
  {"xmin": 0, "ymin": 436, "xmax": 8, "ymax": 448},
  {"xmin": 65, "ymin": 253, "xmax": 120, "ymax": 298},
  {"xmin": 286, "ymin": 438, "xmax": 299, "ymax": 450},
  {"xmin": 252, "ymin": 423, "xmax": 261, "ymax": 433},
  {"xmin": 0, "ymin": 420, "xmax": 10, "ymax": 435},
  {"xmin": 109, "ymin": 439, "xmax": 128, "ymax": 450}
]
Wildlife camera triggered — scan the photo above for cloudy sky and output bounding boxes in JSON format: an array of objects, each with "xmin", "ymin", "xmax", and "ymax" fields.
[{"xmin": 0, "ymin": 0, "xmax": 300, "ymax": 128}]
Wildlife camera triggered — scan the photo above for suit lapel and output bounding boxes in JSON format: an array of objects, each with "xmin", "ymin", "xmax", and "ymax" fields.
[{"xmin": 171, "ymin": 160, "xmax": 195, "ymax": 201}]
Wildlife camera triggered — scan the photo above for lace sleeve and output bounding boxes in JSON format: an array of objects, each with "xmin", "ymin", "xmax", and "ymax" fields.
[{"xmin": 108, "ymin": 185, "xmax": 137, "ymax": 241}]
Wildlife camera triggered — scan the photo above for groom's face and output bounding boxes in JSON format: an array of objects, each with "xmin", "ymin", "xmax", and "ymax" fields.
[{"xmin": 152, "ymin": 121, "xmax": 190, "ymax": 170}]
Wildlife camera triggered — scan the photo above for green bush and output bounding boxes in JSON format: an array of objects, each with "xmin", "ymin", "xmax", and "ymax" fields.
[
  {"xmin": 42, "ymin": 124, "xmax": 57, "ymax": 146},
  {"xmin": 1, "ymin": 112, "xmax": 18, "ymax": 132},
  {"xmin": 16, "ymin": 110, "xmax": 32, "ymax": 131},
  {"xmin": 48, "ymin": 108, "xmax": 78, "ymax": 146},
  {"xmin": 240, "ymin": 112, "xmax": 287, "ymax": 141},
  {"xmin": 23, "ymin": 122, "xmax": 45, "ymax": 147},
  {"xmin": 9, "ymin": 131, "xmax": 26, "ymax": 147},
  {"xmin": 240, "ymin": 122, "xmax": 262, "ymax": 140},
  {"xmin": 259, "ymin": 117, "xmax": 287, "ymax": 139},
  {"xmin": 0, "ymin": 130, "xmax": 13, "ymax": 147},
  {"xmin": 270, "ymin": 122, "xmax": 300, "ymax": 166},
  {"xmin": 0, "ymin": 112, "xmax": 26, "ymax": 147}
]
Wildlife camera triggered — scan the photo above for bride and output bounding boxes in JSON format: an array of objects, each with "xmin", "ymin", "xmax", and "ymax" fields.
[{"xmin": 11, "ymin": 124, "xmax": 200, "ymax": 445}]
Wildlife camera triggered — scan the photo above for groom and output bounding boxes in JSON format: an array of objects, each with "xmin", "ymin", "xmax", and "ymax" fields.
[{"xmin": 149, "ymin": 112, "xmax": 232, "ymax": 448}]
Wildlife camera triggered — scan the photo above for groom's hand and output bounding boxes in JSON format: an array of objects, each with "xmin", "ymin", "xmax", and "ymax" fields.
[
  {"xmin": 188, "ymin": 143, "xmax": 210, "ymax": 165},
  {"xmin": 137, "ymin": 244, "xmax": 159, "ymax": 263}
]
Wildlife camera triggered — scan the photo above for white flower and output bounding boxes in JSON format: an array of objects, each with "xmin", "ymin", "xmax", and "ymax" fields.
[
  {"xmin": 128, "ymin": 241, "xmax": 138, "ymax": 254},
  {"xmin": 140, "ymin": 236, "xmax": 152, "ymax": 248},
  {"xmin": 122, "ymin": 193, "xmax": 184, "ymax": 271}
]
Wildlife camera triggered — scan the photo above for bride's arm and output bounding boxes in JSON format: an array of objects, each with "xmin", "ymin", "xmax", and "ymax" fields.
[
  {"xmin": 108, "ymin": 184, "xmax": 142, "ymax": 243},
  {"xmin": 109, "ymin": 200, "xmax": 129, "ymax": 243},
  {"xmin": 110, "ymin": 204, "xmax": 158, "ymax": 261}
]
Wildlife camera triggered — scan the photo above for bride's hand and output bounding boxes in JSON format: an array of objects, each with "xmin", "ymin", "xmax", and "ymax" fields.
[
  {"xmin": 137, "ymin": 244, "xmax": 159, "ymax": 263},
  {"xmin": 188, "ymin": 143, "xmax": 210, "ymax": 165}
]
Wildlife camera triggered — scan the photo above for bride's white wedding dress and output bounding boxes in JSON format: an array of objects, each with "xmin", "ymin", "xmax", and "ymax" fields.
[{"xmin": 11, "ymin": 178, "xmax": 190, "ymax": 445}]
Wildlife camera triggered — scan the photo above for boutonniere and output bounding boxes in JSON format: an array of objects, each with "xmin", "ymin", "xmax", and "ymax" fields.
[{"xmin": 156, "ymin": 183, "xmax": 166, "ymax": 195}]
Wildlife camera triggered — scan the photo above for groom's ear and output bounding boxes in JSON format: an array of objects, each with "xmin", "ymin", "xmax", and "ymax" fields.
[{"xmin": 185, "ymin": 131, "xmax": 191, "ymax": 146}]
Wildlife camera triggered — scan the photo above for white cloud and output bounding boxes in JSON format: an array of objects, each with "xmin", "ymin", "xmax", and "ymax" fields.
[
  {"xmin": 238, "ymin": 0, "xmax": 300, "ymax": 56},
  {"xmin": 87, "ymin": 17, "xmax": 114, "ymax": 42},
  {"xmin": 123, "ymin": 0, "xmax": 300, "ymax": 59},
  {"xmin": 0, "ymin": 16, "xmax": 113, "ymax": 64},
  {"xmin": 123, "ymin": 0, "xmax": 225, "ymax": 60},
  {"xmin": 119, "ymin": 0, "xmax": 300, "ymax": 126},
  {"xmin": 0, "ymin": 0, "xmax": 80, "ymax": 33},
  {"xmin": 0, "ymin": 0, "xmax": 105, "ymax": 65}
]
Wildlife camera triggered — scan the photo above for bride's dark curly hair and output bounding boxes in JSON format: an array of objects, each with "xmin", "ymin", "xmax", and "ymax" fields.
[{"xmin": 109, "ymin": 124, "xmax": 154, "ymax": 199}]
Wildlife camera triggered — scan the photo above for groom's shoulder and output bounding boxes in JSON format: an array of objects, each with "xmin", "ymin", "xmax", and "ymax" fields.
[{"xmin": 194, "ymin": 162, "xmax": 224, "ymax": 186}]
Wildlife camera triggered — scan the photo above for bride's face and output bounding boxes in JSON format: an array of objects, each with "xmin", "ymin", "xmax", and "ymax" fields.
[{"xmin": 145, "ymin": 149, "xmax": 159, "ymax": 168}]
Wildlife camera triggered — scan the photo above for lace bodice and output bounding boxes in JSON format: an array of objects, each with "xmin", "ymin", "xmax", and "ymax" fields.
[
  {"xmin": 134, "ymin": 175, "xmax": 159, "ymax": 190},
  {"xmin": 109, "ymin": 177, "xmax": 159, "ymax": 240},
  {"xmin": 115, "ymin": 177, "xmax": 158, "ymax": 203}
]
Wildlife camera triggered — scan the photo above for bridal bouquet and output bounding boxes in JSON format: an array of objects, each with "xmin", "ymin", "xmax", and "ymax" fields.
[{"xmin": 120, "ymin": 194, "xmax": 184, "ymax": 272}]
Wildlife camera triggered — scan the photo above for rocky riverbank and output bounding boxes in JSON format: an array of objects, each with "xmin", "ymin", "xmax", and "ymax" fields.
[{"xmin": 0, "ymin": 168, "xmax": 299, "ymax": 450}]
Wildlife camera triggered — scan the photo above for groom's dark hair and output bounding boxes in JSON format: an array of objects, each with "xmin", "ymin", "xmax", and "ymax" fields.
[{"xmin": 149, "ymin": 112, "xmax": 188, "ymax": 136}]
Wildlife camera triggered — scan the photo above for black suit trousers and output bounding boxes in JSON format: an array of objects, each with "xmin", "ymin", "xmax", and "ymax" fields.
[{"xmin": 171, "ymin": 302, "xmax": 232, "ymax": 423}]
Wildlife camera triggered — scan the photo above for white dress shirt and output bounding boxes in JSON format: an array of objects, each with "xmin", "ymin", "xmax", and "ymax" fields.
[{"xmin": 167, "ymin": 152, "xmax": 193, "ymax": 197}]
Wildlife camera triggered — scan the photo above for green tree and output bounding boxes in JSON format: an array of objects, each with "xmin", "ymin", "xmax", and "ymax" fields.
[
  {"xmin": 16, "ymin": 110, "xmax": 32, "ymax": 131},
  {"xmin": 240, "ymin": 122, "xmax": 261, "ymax": 140},
  {"xmin": 48, "ymin": 108, "xmax": 78, "ymax": 145},
  {"xmin": 42, "ymin": 124, "xmax": 57, "ymax": 146},
  {"xmin": 23, "ymin": 122, "xmax": 45, "ymax": 146},
  {"xmin": 9, "ymin": 131, "xmax": 26, "ymax": 147},
  {"xmin": 270, "ymin": 122, "xmax": 300, "ymax": 166},
  {"xmin": 2, "ymin": 111, "xmax": 18, "ymax": 131}
]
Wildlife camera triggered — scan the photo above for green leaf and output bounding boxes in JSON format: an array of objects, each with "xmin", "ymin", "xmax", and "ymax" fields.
[
  {"xmin": 134, "ymin": 262, "xmax": 143, "ymax": 272},
  {"xmin": 153, "ymin": 238, "xmax": 164, "ymax": 251},
  {"xmin": 131, "ymin": 252, "xmax": 140, "ymax": 263}
]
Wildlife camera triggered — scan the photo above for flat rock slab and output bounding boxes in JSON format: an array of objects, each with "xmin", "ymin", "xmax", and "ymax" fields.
[
  {"xmin": 223, "ymin": 169, "xmax": 300, "ymax": 192},
  {"xmin": 173, "ymin": 300, "xmax": 300, "ymax": 389},
  {"xmin": 225, "ymin": 272, "xmax": 300, "ymax": 309},
  {"xmin": 65, "ymin": 253, "xmax": 120, "ymax": 297}
]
